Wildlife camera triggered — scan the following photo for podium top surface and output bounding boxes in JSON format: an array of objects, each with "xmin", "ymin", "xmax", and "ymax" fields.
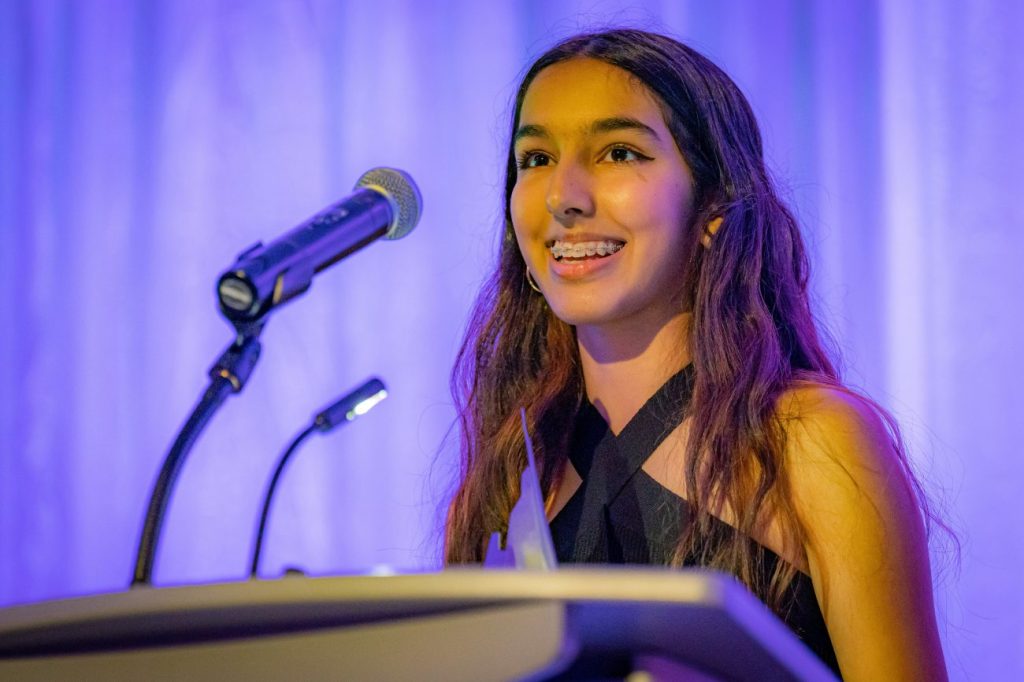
[
  {"xmin": 2, "ymin": 566, "xmax": 722, "ymax": 625},
  {"xmin": 0, "ymin": 568, "xmax": 837, "ymax": 681}
]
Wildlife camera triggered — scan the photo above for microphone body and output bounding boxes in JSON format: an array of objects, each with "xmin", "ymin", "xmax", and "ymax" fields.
[{"xmin": 217, "ymin": 168, "xmax": 421, "ymax": 323}]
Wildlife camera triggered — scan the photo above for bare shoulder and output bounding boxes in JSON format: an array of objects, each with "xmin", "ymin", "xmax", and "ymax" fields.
[
  {"xmin": 774, "ymin": 382, "xmax": 922, "ymax": 566},
  {"xmin": 775, "ymin": 383, "xmax": 946, "ymax": 680},
  {"xmin": 777, "ymin": 382, "xmax": 896, "ymax": 471},
  {"xmin": 775, "ymin": 383, "xmax": 912, "ymax": 517}
]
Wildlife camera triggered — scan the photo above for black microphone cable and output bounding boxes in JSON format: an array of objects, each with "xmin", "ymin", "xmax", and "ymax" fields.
[{"xmin": 249, "ymin": 377, "xmax": 388, "ymax": 578}]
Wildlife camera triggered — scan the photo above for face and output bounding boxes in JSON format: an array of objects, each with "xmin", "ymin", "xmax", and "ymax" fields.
[{"xmin": 510, "ymin": 57, "xmax": 696, "ymax": 331}]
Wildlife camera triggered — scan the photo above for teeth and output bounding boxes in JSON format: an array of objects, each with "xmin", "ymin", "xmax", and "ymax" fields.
[{"xmin": 550, "ymin": 240, "xmax": 624, "ymax": 260}]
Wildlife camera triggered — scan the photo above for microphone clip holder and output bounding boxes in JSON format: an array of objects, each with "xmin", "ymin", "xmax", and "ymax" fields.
[{"xmin": 212, "ymin": 319, "xmax": 265, "ymax": 393}]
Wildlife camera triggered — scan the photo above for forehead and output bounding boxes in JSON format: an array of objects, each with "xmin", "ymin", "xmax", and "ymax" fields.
[{"xmin": 518, "ymin": 58, "xmax": 667, "ymax": 132}]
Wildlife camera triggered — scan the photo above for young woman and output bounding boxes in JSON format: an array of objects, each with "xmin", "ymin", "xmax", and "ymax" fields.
[{"xmin": 444, "ymin": 29, "xmax": 947, "ymax": 680}]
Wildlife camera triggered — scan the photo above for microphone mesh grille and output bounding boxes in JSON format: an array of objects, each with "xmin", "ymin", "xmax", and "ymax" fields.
[{"xmin": 355, "ymin": 167, "xmax": 423, "ymax": 240}]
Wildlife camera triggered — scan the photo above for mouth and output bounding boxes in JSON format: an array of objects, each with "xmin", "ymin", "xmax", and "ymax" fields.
[{"xmin": 548, "ymin": 239, "xmax": 626, "ymax": 262}]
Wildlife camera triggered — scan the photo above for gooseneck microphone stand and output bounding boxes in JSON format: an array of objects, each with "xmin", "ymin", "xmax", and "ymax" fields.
[
  {"xmin": 248, "ymin": 424, "xmax": 316, "ymax": 577},
  {"xmin": 131, "ymin": 320, "xmax": 264, "ymax": 586},
  {"xmin": 248, "ymin": 377, "xmax": 387, "ymax": 578}
]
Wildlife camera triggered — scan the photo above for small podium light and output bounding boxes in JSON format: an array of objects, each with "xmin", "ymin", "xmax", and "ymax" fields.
[
  {"xmin": 250, "ymin": 376, "xmax": 389, "ymax": 577},
  {"xmin": 313, "ymin": 378, "xmax": 387, "ymax": 431},
  {"xmin": 347, "ymin": 386, "xmax": 387, "ymax": 420}
]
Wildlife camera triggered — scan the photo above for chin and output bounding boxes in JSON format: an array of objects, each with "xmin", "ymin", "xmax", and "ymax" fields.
[{"xmin": 545, "ymin": 298, "xmax": 620, "ymax": 328}]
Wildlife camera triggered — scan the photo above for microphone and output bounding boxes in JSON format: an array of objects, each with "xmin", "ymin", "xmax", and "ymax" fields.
[{"xmin": 216, "ymin": 168, "xmax": 422, "ymax": 323}]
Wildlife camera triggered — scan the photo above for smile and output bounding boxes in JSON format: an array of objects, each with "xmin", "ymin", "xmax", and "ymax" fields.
[{"xmin": 549, "ymin": 239, "xmax": 625, "ymax": 261}]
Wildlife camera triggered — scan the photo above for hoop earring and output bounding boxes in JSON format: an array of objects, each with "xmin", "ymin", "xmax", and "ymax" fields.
[
  {"xmin": 702, "ymin": 216, "xmax": 724, "ymax": 249},
  {"xmin": 525, "ymin": 269, "xmax": 542, "ymax": 294}
]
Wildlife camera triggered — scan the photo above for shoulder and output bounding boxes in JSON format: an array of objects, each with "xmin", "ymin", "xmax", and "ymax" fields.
[
  {"xmin": 776, "ymin": 382, "xmax": 895, "ymax": 466},
  {"xmin": 773, "ymin": 382, "xmax": 922, "ymax": 550},
  {"xmin": 774, "ymin": 383, "xmax": 911, "ymax": 521},
  {"xmin": 774, "ymin": 383, "xmax": 946, "ymax": 679}
]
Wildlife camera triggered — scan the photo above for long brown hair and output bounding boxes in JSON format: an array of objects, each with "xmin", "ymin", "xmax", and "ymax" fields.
[{"xmin": 444, "ymin": 28, "xmax": 933, "ymax": 610}]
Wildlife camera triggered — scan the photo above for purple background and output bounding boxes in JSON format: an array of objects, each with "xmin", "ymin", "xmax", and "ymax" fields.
[{"xmin": 1, "ymin": 1, "xmax": 1021, "ymax": 678}]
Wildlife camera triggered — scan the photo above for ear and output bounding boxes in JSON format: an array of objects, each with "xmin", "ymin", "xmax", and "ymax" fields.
[{"xmin": 701, "ymin": 216, "xmax": 723, "ymax": 248}]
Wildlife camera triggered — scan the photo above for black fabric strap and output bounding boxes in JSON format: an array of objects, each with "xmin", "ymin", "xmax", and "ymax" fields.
[{"xmin": 561, "ymin": 364, "xmax": 695, "ymax": 562}]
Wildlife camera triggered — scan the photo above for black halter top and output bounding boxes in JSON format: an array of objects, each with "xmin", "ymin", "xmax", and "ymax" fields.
[{"xmin": 548, "ymin": 365, "xmax": 842, "ymax": 677}]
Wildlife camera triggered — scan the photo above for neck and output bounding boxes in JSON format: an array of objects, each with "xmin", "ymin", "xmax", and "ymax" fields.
[{"xmin": 577, "ymin": 310, "xmax": 692, "ymax": 434}]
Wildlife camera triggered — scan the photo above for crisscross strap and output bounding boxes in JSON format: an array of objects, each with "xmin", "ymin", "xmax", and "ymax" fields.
[{"xmin": 560, "ymin": 364, "xmax": 695, "ymax": 562}]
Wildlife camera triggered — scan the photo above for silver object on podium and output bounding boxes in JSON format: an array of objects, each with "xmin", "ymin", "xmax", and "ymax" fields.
[{"xmin": 484, "ymin": 408, "xmax": 559, "ymax": 571}]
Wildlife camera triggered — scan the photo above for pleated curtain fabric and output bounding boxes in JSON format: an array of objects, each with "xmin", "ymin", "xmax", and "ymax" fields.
[{"xmin": 0, "ymin": 2, "xmax": 1021, "ymax": 679}]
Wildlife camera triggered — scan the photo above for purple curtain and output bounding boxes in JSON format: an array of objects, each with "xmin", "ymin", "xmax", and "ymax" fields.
[{"xmin": 1, "ymin": 1, "xmax": 1021, "ymax": 678}]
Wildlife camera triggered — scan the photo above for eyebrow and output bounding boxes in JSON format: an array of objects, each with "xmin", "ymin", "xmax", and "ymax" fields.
[{"xmin": 514, "ymin": 117, "xmax": 662, "ymax": 143}]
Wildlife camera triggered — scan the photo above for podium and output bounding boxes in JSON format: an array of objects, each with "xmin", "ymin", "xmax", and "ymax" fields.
[{"xmin": 0, "ymin": 568, "xmax": 838, "ymax": 681}]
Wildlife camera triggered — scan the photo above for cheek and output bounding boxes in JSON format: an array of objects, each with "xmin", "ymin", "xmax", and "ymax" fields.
[
  {"xmin": 648, "ymin": 175, "xmax": 695, "ymax": 239},
  {"xmin": 617, "ymin": 181, "xmax": 695, "ymax": 267},
  {"xmin": 509, "ymin": 183, "xmax": 524, "ymax": 231},
  {"xmin": 602, "ymin": 178, "xmax": 689, "ymax": 238},
  {"xmin": 510, "ymin": 179, "xmax": 545, "ymax": 240},
  {"xmin": 509, "ymin": 184, "xmax": 535, "ymax": 262}
]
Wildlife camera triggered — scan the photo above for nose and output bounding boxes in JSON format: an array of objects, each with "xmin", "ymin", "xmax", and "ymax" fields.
[{"xmin": 545, "ymin": 159, "xmax": 595, "ymax": 221}]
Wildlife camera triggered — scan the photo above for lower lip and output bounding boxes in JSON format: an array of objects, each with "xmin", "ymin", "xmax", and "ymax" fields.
[{"xmin": 548, "ymin": 247, "xmax": 624, "ymax": 280}]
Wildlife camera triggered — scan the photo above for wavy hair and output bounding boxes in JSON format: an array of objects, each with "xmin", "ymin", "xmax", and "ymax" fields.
[{"xmin": 444, "ymin": 28, "xmax": 934, "ymax": 610}]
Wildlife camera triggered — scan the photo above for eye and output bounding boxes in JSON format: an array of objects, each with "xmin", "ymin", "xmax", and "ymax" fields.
[
  {"xmin": 517, "ymin": 151, "xmax": 552, "ymax": 170},
  {"xmin": 602, "ymin": 146, "xmax": 651, "ymax": 164}
]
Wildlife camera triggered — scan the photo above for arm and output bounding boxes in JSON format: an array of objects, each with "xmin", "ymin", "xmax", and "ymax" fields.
[{"xmin": 781, "ymin": 387, "xmax": 947, "ymax": 681}]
